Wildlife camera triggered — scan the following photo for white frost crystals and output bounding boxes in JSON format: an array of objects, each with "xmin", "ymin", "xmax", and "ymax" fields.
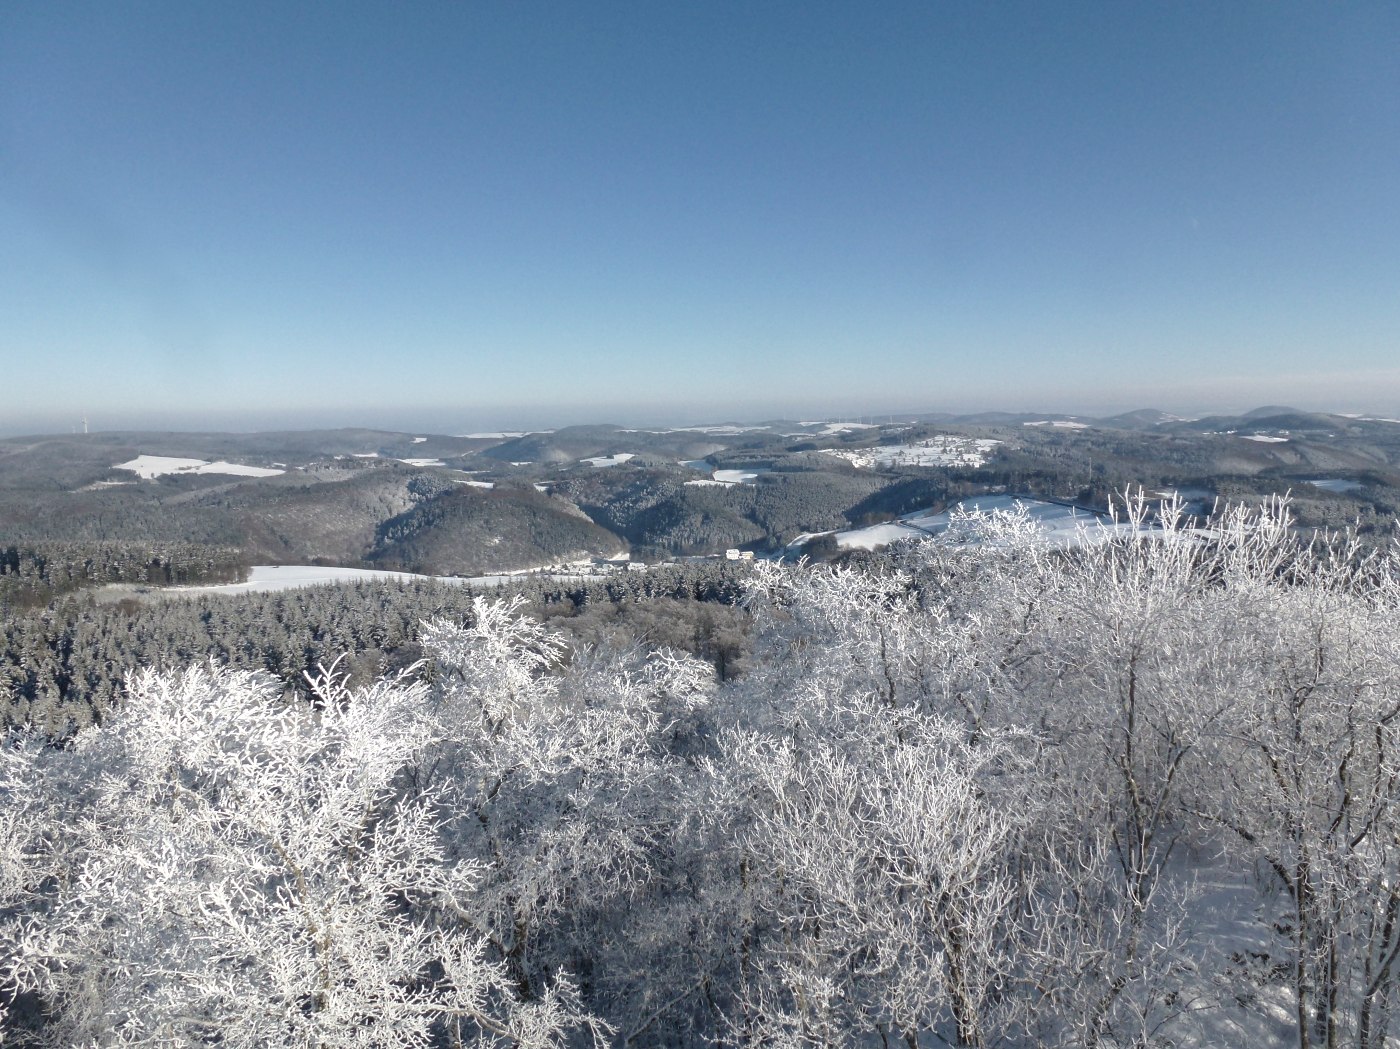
[{"xmin": 0, "ymin": 629, "xmax": 608, "ymax": 1047}]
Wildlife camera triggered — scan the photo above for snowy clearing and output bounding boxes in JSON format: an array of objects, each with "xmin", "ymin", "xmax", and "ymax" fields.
[
  {"xmin": 814, "ymin": 422, "xmax": 880, "ymax": 435},
  {"xmin": 1152, "ymin": 487, "xmax": 1214, "ymax": 501},
  {"xmin": 1023, "ymin": 420, "xmax": 1089, "ymax": 429},
  {"xmin": 712, "ymin": 468, "xmax": 763, "ymax": 484},
  {"xmin": 453, "ymin": 479, "xmax": 496, "ymax": 489},
  {"xmin": 398, "ymin": 457, "xmax": 445, "ymax": 467},
  {"xmin": 115, "ymin": 455, "xmax": 285, "ymax": 479},
  {"xmin": 685, "ymin": 479, "xmax": 737, "ymax": 487},
  {"xmin": 1307, "ymin": 478, "xmax": 1363, "ymax": 493},
  {"xmin": 173, "ymin": 565, "xmax": 469, "ymax": 595},
  {"xmin": 411, "ymin": 436, "xmax": 428, "ymax": 443},
  {"xmin": 170, "ymin": 564, "xmax": 626, "ymax": 596},
  {"xmin": 1240, "ymin": 434, "xmax": 1289, "ymax": 443},
  {"xmin": 666, "ymin": 425, "xmax": 772, "ymax": 436},
  {"xmin": 822, "ymin": 436, "xmax": 1000, "ymax": 470},
  {"xmin": 460, "ymin": 431, "xmax": 529, "ymax": 439},
  {"xmin": 581, "ymin": 453, "xmax": 636, "ymax": 467},
  {"xmin": 790, "ymin": 495, "xmax": 1154, "ymax": 553}
]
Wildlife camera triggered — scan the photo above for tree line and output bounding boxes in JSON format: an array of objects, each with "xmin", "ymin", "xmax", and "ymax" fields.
[
  {"xmin": 0, "ymin": 541, "xmax": 248, "ymax": 610},
  {"xmin": 0, "ymin": 561, "xmax": 753, "ymax": 739}
]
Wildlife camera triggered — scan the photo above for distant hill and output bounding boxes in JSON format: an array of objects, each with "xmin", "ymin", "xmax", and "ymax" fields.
[
  {"xmin": 1095, "ymin": 409, "xmax": 1180, "ymax": 430},
  {"xmin": 8, "ymin": 410, "xmax": 1400, "ymax": 574},
  {"xmin": 368, "ymin": 485, "xmax": 626, "ymax": 575}
]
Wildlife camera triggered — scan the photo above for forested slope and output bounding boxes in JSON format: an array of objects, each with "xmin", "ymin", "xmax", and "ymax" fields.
[
  {"xmin": 3, "ymin": 501, "xmax": 1400, "ymax": 1047},
  {"xmin": 369, "ymin": 485, "xmax": 627, "ymax": 574}
]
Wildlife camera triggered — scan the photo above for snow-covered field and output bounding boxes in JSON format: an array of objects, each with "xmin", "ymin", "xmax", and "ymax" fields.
[
  {"xmin": 1153, "ymin": 486, "xmax": 1214, "ymax": 501},
  {"xmin": 398, "ymin": 457, "xmax": 445, "ymax": 467},
  {"xmin": 681, "ymin": 467, "xmax": 768, "ymax": 486},
  {"xmin": 115, "ymin": 455, "xmax": 285, "ymax": 479},
  {"xmin": 1240, "ymin": 434, "xmax": 1289, "ymax": 443},
  {"xmin": 582, "ymin": 453, "xmax": 636, "ymax": 467},
  {"xmin": 1307, "ymin": 477, "xmax": 1363, "ymax": 493},
  {"xmin": 814, "ymin": 421, "xmax": 880, "ymax": 435},
  {"xmin": 822, "ymin": 436, "xmax": 1000, "ymax": 470},
  {"xmin": 664, "ymin": 424, "xmax": 772, "ymax": 436},
  {"xmin": 174, "ymin": 565, "xmax": 469, "ymax": 595},
  {"xmin": 1023, "ymin": 419, "xmax": 1089, "ymax": 429},
  {"xmin": 170, "ymin": 564, "xmax": 623, "ymax": 596},
  {"xmin": 791, "ymin": 495, "xmax": 1154, "ymax": 553}
]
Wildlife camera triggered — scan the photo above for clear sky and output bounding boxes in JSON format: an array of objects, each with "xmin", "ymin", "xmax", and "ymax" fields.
[{"xmin": 2, "ymin": 2, "xmax": 1399, "ymax": 433}]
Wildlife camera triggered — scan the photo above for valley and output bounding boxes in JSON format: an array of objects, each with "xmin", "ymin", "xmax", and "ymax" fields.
[{"xmin": 4, "ymin": 405, "xmax": 1399, "ymax": 582}]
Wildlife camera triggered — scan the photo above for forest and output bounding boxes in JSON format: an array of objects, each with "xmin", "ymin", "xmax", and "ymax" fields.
[
  {"xmin": 3, "ymin": 498, "xmax": 1400, "ymax": 1047},
  {"xmin": 0, "ymin": 557, "xmax": 753, "ymax": 738}
]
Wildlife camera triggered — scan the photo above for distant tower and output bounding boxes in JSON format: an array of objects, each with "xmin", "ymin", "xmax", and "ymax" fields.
[{"xmin": 83, "ymin": 415, "xmax": 89, "ymax": 435}]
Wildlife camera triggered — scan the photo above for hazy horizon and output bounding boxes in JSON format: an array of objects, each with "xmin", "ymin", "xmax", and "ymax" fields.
[{"xmin": 6, "ymin": 390, "xmax": 1400, "ymax": 441}]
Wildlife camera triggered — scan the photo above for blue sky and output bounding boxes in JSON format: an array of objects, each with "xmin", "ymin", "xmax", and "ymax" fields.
[{"xmin": 2, "ymin": 2, "xmax": 1398, "ymax": 433}]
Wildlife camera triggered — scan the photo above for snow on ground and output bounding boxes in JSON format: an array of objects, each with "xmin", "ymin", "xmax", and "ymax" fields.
[
  {"xmin": 666, "ymin": 425, "xmax": 772, "ymax": 435},
  {"xmin": 351, "ymin": 452, "xmax": 380, "ymax": 458},
  {"xmin": 398, "ymin": 457, "xmax": 445, "ymax": 467},
  {"xmin": 814, "ymin": 422, "xmax": 880, "ymax": 435},
  {"xmin": 1307, "ymin": 478, "xmax": 1363, "ymax": 493},
  {"xmin": 822, "ymin": 436, "xmax": 1000, "ymax": 470},
  {"xmin": 200, "ymin": 461, "xmax": 284, "ymax": 477},
  {"xmin": 681, "ymin": 466, "xmax": 769, "ymax": 484},
  {"xmin": 1153, "ymin": 487, "xmax": 1214, "ymax": 501},
  {"xmin": 581, "ymin": 453, "xmax": 636, "ymax": 467},
  {"xmin": 1240, "ymin": 434, "xmax": 1289, "ymax": 443},
  {"xmin": 171, "ymin": 563, "xmax": 624, "ymax": 596},
  {"xmin": 117, "ymin": 456, "xmax": 207, "ymax": 477},
  {"xmin": 790, "ymin": 495, "xmax": 1153, "ymax": 553},
  {"xmin": 174, "ymin": 565, "xmax": 470, "ymax": 595},
  {"xmin": 411, "ymin": 436, "xmax": 428, "ymax": 443},
  {"xmin": 454, "ymin": 479, "xmax": 495, "ymax": 489},
  {"xmin": 115, "ymin": 455, "xmax": 285, "ymax": 479},
  {"xmin": 460, "ymin": 431, "xmax": 529, "ymax": 439},
  {"xmin": 1023, "ymin": 419, "xmax": 1089, "ymax": 429}
]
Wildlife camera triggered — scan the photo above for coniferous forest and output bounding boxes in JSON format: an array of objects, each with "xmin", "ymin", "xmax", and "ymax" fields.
[{"xmin": 4, "ymin": 500, "xmax": 1400, "ymax": 1047}]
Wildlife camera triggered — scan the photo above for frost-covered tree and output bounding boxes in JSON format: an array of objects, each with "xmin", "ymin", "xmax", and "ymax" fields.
[
  {"xmin": 733, "ymin": 720, "xmax": 1023, "ymax": 1048},
  {"xmin": 0, "ymin": 657, "xmax": 603, "ymax": 1048},
  {"xmin": 419, "ymin": 597, "xmax": 728, "ymax": 1043}
]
